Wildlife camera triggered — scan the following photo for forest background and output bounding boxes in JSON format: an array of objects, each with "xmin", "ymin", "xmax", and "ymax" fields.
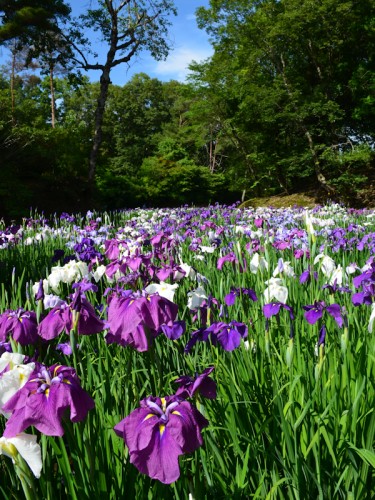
[{"xmin": 0, "ymin": 0, "xmax": 374, "ymax": 219}]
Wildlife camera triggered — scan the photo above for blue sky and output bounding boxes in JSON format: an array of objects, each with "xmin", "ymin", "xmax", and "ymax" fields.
[
  {"xmin": 74, "ymin": 0, "xmax": 213, "ymax": 85},
  {"xmin": 0, "ymin": 1, "xmax": 213, "ymax": 86}
]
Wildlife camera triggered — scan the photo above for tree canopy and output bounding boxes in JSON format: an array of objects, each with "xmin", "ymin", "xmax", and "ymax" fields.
[
  {"xmin": 0, "ymin": 0, "xmax": 374, "ymax": 218},
  {"xmin": 0, "ymin": 0, "xmax": 71, "ymax": 42}
]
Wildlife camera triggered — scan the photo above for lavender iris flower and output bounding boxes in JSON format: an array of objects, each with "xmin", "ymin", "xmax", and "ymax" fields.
[
  {"xmin": 114, "ymin": 395, "xmax": 208, "ymax": 484},
  {"xmin": 0, "ymin": 309, "xmax": 38, "ymax": 345},
  {"xmin": 56, "ymin": 343, "xmax": 73, "ymax": 355},
  {"xmin": 3, "ymin": 363, "xmax": 95, "ymax": 437}
]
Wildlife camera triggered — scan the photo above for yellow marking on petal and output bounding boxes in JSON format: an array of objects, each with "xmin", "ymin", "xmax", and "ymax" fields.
[
  {"xmin": 143, "ymin": 413, "xmax": 155, "ymax": 422},
  {"xmin": 45, "ymin": 389, "xmax": 50, "ymax": 398},
  {"xmin": 171, "ymin": 411, "xmax": 181, "ymax": 416},
  {"xmin": 161, "ymin": 397, "xmax": 166, "ymax": 412},
  {"xmin": 159, "ymin": 424, "xmax": 166, "ymax": 436},
  {"xmin": 0, "ymin": 441, "xmax": 18, "ymax": 459},
  {"xmin": 62, "ymin": 379, "xmax": 71, "ymax": 385},
  {"xmin": 53, "ymin": 365, "xmax": 61, "ymax": 376}
]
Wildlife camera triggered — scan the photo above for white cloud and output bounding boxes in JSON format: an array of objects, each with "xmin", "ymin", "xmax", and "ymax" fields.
[{"xmin": 154, "ymin": 46, "xmax": 212, "ymax": 81}]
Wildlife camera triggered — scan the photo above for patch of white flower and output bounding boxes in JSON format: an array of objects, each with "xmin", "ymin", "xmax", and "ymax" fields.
[
  {"xmin": 0, "ymin": 353, "xmax": 35, "ymax": 418},
  {"xmin": 187, "ymin": 287, "xmax": 208, "ymax": 310}
]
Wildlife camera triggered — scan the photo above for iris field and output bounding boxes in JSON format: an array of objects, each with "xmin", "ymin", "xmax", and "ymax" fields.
[{"xmin": 0, "ymin": 202, "xmax": 374, "ymax": 499}]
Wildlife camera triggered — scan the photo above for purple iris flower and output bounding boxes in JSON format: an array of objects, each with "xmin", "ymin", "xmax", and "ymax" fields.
[
  {"xmin": 351, "ymin": 263, "xmax": 375, "ymax": 305},
  {"xmin": 104, "ymin": 239, "xmax": 120, "ymax": 260},
  {"xmin": 51, "ymin": 249, "xmax": 65, "ymax": 263},
  {"xmin": 35, "ymin": 279, "xmax": 45, "ymax": 301},
  {"xmin": 217, "ymin": 252, "xmax": 246, "ymax": 272},
  {"xmin": 303, "ymin": 301, "xmax": 344, "ymax": 328},
  {"xmin": 73, "ymin": 238, "xmax": 102, "ymax": 263},
  {"xmin": 0, "ymin": 309, "xmax": 38, "ymax": 345},
  {"xmin": 114, "ymin": 395, "xmax": 208, "ymax": 484},
  {"xmin": 352, "ymin": 262, "xmax": 375, "ymax": 289},
  {"xmin": 185, "ymin": 320, "xmax": 248, "ymax": 352},
  {"xmin": 174, "ymin": 367, "xmax": 216, "ymax": 399},
  {"xmin": 263, "ymin": 302, "xmax": 295, "ymax": 338},
  {"xmin": 38, "ymin": 294, "xmax": 104, "ymax": 341},
  {"xmin": 159, "ymin": 320, "xmax": 185, "ymax": 340},
  {"xmin": 184, "ymin": 327, "xmax": 211, "ymax": 353},
  {"xmin": 318, "ymin": 324, "xmax": 327, "ymax": 346},
  {"xmin": 106, "ymin": 291, "xmax": 179, "ymax": 352},
  {"xmin": 225, "ymin": 287, "xmax": 257, "ymax": 306},
  {"xmin": 60, "ymin": 212, "xmax": 75, "ymax": 223},
  {"xmin": 254, "ymin": 218, "xmax": 264, "ymax": 228},
  {"xmin": 0, "ymin": 341, "xmax": 12, "ymax": 355},
  {"xmin": 3, "ymin": 363, "xmax": 95, "ymax": 437},
  {"xmin": 207, "ymin": 321, "xmax": 248, "ymax": 351},
  {"xmin": 299, "ymin": 267, "xmax": 318, "ymax": 284},
  {"xmin": 56, "ymin": 342, "xmax": 74, "ymax": 355},
  {"xmin": 352, "ymin": 282, "xmax": 375, "ymax": 306},
  {"xmin": 38, "ymin": 303, "xmax": 70, "ymax": 340},
  {"xmin": 263, "ymin": 302, "xmax": 295, "ymax": 320},
  {"xmin": 322, "ymin": 282, "xmax": 351, "ymax": 295}
]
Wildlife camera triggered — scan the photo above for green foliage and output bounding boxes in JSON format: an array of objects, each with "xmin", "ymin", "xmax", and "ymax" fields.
[
  {"xmin": 0, "ymin": 0, "xmax": 71, "ymax": 42},
  {"xmin": 193, "ymin": 0, "xmax": 375, "ymax": 199},
  {"xmin": 321, "ymin": 145, "xmax": 375, "ymax": 204},
  {"xmin": 0, "ymin": 0, "xmax": 374, "ymax": 215},
  {"xmin": 0, "ymin": 205, "xmax": 375, "ymax": 497},
  {"xmin": 139, "ymin": 153, "xmax": 227, "ymax": 206}
]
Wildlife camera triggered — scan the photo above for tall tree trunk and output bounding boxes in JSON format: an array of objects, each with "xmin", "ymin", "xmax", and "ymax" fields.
[
  {"xmin": 88, "ymin": 68, "xmax": 111, "ymax": 190},
  {"xmin": 49, "ymin": 62, "xmax": 56, "ymax": 128},
  {"xmin": 10, "ymin": 44, "xmax": 16, "ymax": 126}
]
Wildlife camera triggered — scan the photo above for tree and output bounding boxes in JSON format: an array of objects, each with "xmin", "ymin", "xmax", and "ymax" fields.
[
  {"xmin": 0, "ymin": 0, "xmax": 71, "ymax": 43},
  {"xmin": 0, "ymin": 1, "xmax": 78, "ymax": 129},
  {"xmin": 195, "ymin": 0, "xmax": 375, "ymax": 201},
  {"xmin": 63, "ymin": 0, "xmax": 176, "ymax": 195},
  {"xmin": 107, "ymin": 73, "xmax": 175, "ymax": 175},
  {"xmin": 1, "ymin": 1, "xmax": 177, "ymax": 201}
]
